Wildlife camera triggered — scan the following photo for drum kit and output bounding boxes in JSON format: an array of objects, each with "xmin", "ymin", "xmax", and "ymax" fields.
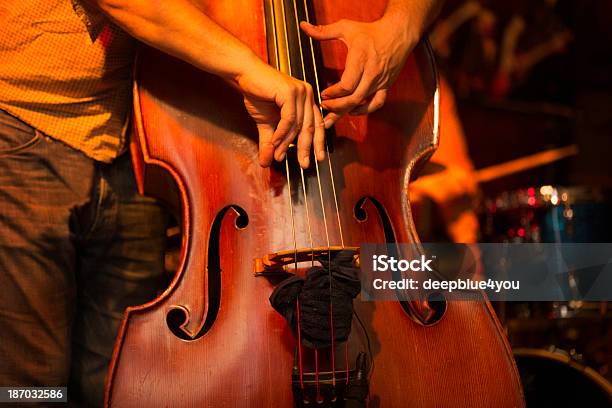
[{"xmin": 477, "ymin": 146, "xmax": 612, "ymax": 404}]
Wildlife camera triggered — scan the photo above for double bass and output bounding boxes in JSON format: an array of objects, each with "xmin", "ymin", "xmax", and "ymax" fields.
[{"xmin": 106, "ymin": 0, "xmax": 525, "ymax": 406}]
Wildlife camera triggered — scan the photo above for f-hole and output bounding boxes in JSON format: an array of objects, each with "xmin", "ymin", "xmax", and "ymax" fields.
[
  {"xmin": 167, "ymin": 205, "xmax": 249, "ymax": 340},
  {"xmin": 354, "ymin": 197, "xmax": 395, "ymax": 243},
  {"xmin": 354, "ymin": 197, "xmax": 446, "ymax": 325}
]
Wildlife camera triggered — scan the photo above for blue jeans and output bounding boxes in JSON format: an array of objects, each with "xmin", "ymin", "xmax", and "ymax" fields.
[{"xmin": 0, "ymin": 110, "xmax": 168, "ymax": 406}]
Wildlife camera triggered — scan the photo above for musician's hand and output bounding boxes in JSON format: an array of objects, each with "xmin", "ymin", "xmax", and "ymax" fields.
[
  {"xmin": 236, "ymin": 58, "xmax": 325, "ymax": 169},
  {"xmin": 410, "ymin": 167, "xmax": 478, "ymax": 205},
  {"xmin": 300, "ymin": 15, "xmax": 417, "ymax": 128}
]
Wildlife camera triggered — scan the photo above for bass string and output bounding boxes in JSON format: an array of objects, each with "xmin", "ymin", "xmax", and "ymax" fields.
[
  {"xmin": 302, "ymin": 2, "xmax": 356, "ymax": 378},
  {"xmin": 286, "ymin": 0, "xmax": 332, "ymax": 391},
  {"xmin": 290, "ymin": 0, "xmax": 316, "ymax": 268},
  {"xmin": 277, "ymin": 0, "xmax": 305, "ymax": 392},
  {"xmin": 300, "ymin": 168, "xmax": 315, "ymax": 268},
  {"xmin": 280, "ymin": 0, "xmax": 350, "ymax": 389},
  {"xmin": 312, "ymin": 134, "xmax": 336, "ymax": 389},
  {"xmin": 284, "ymin": 0, "xmax": 339, "ymax": 389},
  {"xmin": 299, "ymin": 0, "xmax": 348, "ymax": 388},
  {"xmin": 301, "ymin": 0, "xmax": 345, "ymax": 247},
  {"xmin": 284, "ymin": 159, "xmax": 299, "ymax": 272},
  {"xmin": 287, "ymin": 0, "xmax": 331, "ymax": 259},
  {"xmin": 277, "ymin": 0, "xmax": 299, "ymax": 273}
]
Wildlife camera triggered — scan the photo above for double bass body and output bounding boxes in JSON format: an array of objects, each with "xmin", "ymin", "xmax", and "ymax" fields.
[{"xmin": 105, "ymin": 1, "xmax": 524, "ymax": 406}]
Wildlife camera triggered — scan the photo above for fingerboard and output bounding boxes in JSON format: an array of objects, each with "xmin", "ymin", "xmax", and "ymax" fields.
[{"xmin": 263, "ymin": 0, "xmax": 322, "ymax": 96}]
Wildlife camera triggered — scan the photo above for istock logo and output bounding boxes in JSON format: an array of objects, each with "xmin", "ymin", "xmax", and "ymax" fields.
[{"xmin": 372, "ymin": 255, "xmax": 434, "ymax": 272}]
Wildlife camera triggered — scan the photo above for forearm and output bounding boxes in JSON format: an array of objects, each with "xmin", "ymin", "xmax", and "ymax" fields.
[
  {"xmin": 91, "ymin": 0, "xmax": 262, "ymax": 81},
  {"xmin": 382, "ymin": 0, "xmax": 445, "ymax": 40}
]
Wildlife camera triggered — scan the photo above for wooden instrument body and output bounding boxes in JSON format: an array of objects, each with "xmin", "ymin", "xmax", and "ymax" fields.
[{"xmin": 106, "ymin": 1, "xmax": 524, "ymax": 406}]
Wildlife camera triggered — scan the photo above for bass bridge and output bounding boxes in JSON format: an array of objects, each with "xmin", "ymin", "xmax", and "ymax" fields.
[{"xmin": 254, "ymin": 246, "xmax": 360, "ymax": 276}]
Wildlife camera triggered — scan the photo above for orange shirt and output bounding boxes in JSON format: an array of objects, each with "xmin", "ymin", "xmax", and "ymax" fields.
[{"xmin": 0, "ymin": 1, "xmax": 135, "ymax": 162}]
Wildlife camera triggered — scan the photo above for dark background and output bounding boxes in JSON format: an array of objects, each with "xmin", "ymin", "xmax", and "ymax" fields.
[
  {"xmin": 429, "ymin": 0, "xmax": 612, "ymax": 395},
  {"xmin": 434, "ymin": 0, "xmax": 612, "ymax": 195}
]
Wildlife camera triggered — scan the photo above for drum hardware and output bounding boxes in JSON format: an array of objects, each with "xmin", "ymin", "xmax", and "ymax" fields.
[{"xmin": 514, "ymin": 348, "xmax": 612, "ymax": 407}]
